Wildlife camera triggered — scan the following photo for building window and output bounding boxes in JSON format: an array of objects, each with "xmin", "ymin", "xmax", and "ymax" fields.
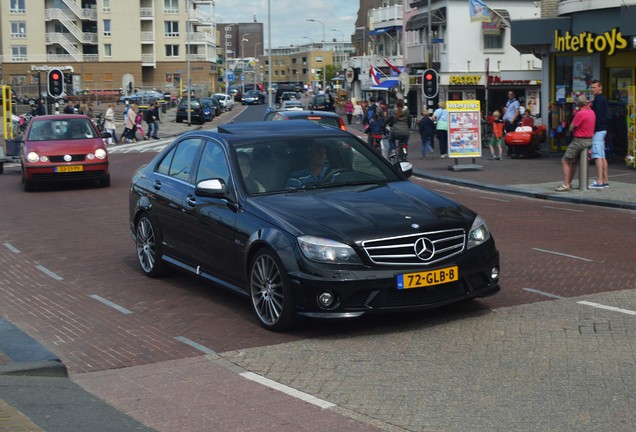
[
  {"xmin": 85, "ymin": 73, "xmax": 94, "ymax": 83},
  {"xmin": 164, "ymin": 21, "xmax": 179, "ymax": 37},
  {"xmin": 484, "ymin": 33, "xmax": 504, "ymax": 50},
  {"xmin": 10, "ymin": 22, "xmax": 26, "ymax": 38},
  {"xmin": 104, "ymin": 72, "xmax": 113, "ymax": 82},
  {"xmin": 10, "ymin": 0, "xmax": 25, "ymax": 13},
  {"xmin": 103, "ymin": 20, "xmax": 111, "ymax": 37},
  {"xmin": 11, "ymin": 46, "xmax": 27, "ymax": 61},
  {"xmin": 164, "ymin": 0, "xmax": 178, "ymax": 14},
  {"xmin": 165, "ymin": 45, "xmax": 179, "ymax": 57},
  {"xmin": 104, "ymin": 44, "xmax": 112, "ymax": 57},
  {"xmin": 102, "ymin": 0, "xmax": 110, "ymax": 12}
]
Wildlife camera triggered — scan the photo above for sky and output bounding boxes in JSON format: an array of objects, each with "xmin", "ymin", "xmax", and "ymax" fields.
[{"xmin": 213, "ymin": 0, "xmax": 360, "ymax": 48}]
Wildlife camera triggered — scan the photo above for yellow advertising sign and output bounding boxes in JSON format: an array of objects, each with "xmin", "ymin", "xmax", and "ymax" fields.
[
  {"xmin": 554, "ymin": 28, "xmax": 627, "ymax": 56},
  {"xmin": 449, "ymin": 75, "xmax": 481, "ymax": 86}
]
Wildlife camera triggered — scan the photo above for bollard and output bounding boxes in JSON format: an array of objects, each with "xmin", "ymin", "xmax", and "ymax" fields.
[{"xmin": 579, "ymin": 146, "xmax": 589, "ymax": 191}]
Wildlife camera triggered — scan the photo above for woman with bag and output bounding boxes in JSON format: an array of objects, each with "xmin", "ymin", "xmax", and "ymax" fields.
[
  {"xmin": 104, "ymin": 103, "xmax": 118, "ymax": 145},
  {"xmin": 432, "ymin": 101, "xmax": 449, "ymax": 158}
]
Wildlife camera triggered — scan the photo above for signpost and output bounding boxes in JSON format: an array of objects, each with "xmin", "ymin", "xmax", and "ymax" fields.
[{"xmin": 446, "ymin": 100, "xmax": 483, "ymax": 171}]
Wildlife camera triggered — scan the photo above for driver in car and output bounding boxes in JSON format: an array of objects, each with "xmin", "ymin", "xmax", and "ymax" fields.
[{"xmin": 286, "ymin": 142, "xmax": 331, "ymax": 189}]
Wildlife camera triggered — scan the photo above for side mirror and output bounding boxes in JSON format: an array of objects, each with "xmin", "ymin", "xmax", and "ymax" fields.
[
  {"xmin": 196, "ymin": 178, "xmax": 228, "ymax": 196},
  {"xmin": 399, "ymin": 161, "xmax": 413, "ymax": 178}
]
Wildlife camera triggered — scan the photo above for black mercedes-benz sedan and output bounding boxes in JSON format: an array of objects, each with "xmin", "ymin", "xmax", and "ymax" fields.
[{"xmin": 129, "ymin": 121, "xmax": 500, "ymax": 331}]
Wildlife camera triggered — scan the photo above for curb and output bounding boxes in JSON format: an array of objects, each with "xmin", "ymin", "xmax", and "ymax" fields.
[{"xmin": 0, "ymin": 316, "xmax": 68, "ymax": 377}]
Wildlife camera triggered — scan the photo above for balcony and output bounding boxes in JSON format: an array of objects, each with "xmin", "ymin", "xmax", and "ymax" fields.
[
  {"xmin": 406, "ymin": 43, "xmax": 427, "ymax": 66},
  {"xmin": 189, "ymin": 32, "xmax": 214, "ymax": 44},
  {"xmin": 141, "ymin": 54, "xmax": 156, "ymax": 66},
  {"xmin": 369, "ymin": 4, "xmax": 403, "ymax": 29},
  {"xmin": 140, "ymin": 7, "xmax": 154, "ymax": 18},
  {"xmin": 141, "ymin": 32, "xmax": 155, "ymax": 43}
]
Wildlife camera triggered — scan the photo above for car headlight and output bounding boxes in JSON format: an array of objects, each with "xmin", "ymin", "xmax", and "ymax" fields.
[
  {"xmin": 27, "ymin": 152, "xmax": 42, "ymax": 163},
  {"xmin": 95, "ymin": 148, "xmax": 107, "ymax": 159},
  {"xmin": 298, "ymin": 235, "xmax": 362, "ymax": 265},
  {"xmin": 467, "ymin": 215, "xmax": 491, "ymax": 249}
]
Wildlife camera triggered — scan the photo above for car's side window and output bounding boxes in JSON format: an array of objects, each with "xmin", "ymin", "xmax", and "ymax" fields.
[
  {"xmin": 196, "ymin": 140, "xmax": 229, "ymax": 184},
  {"xmin": 156, "ymin": 146, "xmax": 176, "ymax": 175},
  {"xmin": 168, "ymin": 138, "xmax": 201, "ymax": 181}
]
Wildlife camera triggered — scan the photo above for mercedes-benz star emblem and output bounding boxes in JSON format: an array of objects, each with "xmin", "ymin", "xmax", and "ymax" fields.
[{"xmin": 414, "ymin": 237, "xmax": 435, "ymax": 261}]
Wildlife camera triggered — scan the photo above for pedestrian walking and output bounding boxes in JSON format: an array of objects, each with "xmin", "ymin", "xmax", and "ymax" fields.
[
  {"xmin": 122, "ymin": 102, "xmax": 137, "ymax": 143},
  {"xmin": 488, "ymin": 110, "xmax": 504, "ymax": 160},
  {"xmin": 104, "ymin": 103, "xmax": 118, "ymax": 145},
  {"xmin": 555, "ymin": 95, "xmax": 595, "ymax": 192},
  {"xmin": 145, "ymin": 102, "xmax": 160, "ymax": 139},
  {"xmin": 417, "ymin": 111, "xmax": 435, "ymax": 159},
  {"xmin": 344, "ymin": 99, "xmax": 354, "ymax": 125},
  {"xmin": 589, "ymin": 80, "xmax": 609, "ymax": 188},
  {"xmin": 432, "ymin": 101, "xmax": 449, "ymax": 158},
  {"xmin": 353, "ymin": 101, "xmax": 363, "ymax": 124}
]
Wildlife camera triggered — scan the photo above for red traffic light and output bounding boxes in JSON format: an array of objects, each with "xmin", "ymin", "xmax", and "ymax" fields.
[
  {"xmin": 425, "ymin": 73, "xmax": 433, "ymax": 81},
  {"xmin": 51, "ymin": 72, "xmax": 60, "ymax": 80}
]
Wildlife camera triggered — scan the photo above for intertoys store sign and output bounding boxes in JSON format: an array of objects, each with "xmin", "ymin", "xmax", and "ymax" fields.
[{"xmin": 554, "ymin": 28, "xmax": 628, "ymax": 56}]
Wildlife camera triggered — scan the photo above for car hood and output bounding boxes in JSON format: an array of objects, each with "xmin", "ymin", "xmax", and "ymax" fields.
[{"xmin": 247, "ymin": 181, "xmax": 474, "ymax": 243}]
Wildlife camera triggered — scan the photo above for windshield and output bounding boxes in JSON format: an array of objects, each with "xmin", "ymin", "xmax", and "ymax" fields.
[
  {"xmin": 27, "ymin": 119, "xmax": 97, "ymax": 141},
  {"xmin": 234, "ymin": 135, "xmax": 402, "ymax": 195}
]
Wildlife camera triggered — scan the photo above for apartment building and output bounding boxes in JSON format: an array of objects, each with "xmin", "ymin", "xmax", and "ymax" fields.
[{"xmin": 0, "ymin": 0, "xmax": 218, "ymax": 98}]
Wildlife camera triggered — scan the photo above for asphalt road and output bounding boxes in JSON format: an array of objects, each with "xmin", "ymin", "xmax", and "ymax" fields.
[{"xmin": 0, "ymin": 105, "xmax": 634, "ymax": 431}]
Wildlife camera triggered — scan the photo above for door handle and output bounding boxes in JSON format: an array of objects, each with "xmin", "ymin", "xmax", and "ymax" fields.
[
  {"xmin": 153, "ymin": 180, "xmax": 162, "ymax": 190},
  {"xmin": 185, "ymin": 195, "xmax": 197, "ymax": 206}
]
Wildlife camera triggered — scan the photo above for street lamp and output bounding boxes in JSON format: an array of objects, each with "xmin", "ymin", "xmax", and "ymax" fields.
[
  {"xmin": 254, "ymin": 42, "xmax": 262, "ymax": 88},
  {"xmin": 306, "ymin": 18, "xmax": 326, "ymax": 92},
  {"xmin": 331, "ymin": 29, "xmax": 344, "ymax": 69},
  {"xmin": 241, "ymin": 36, "xmax": 249, "ymax": 94}
]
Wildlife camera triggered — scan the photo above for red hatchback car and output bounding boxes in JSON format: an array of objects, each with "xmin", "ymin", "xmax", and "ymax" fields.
[{"xmin": 20, "ymin": 114, "xmax": 110, "ymax": 191}]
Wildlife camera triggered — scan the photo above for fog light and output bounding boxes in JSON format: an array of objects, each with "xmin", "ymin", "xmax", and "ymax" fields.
[
  {"xmin": 317, "ymin": 292, "xmax": 334, "ymax": 308},
  {"xmin": 491, "ymin": 266, "xmax": 500, "ymax": 280}
]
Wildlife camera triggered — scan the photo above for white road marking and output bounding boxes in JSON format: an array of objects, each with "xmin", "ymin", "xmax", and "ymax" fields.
[
  {"xmin": 542, "ymin": 205, "xmax": 584, "ymax": 212},
  {"xmin": 577, "ymin": 301, "xmax": 636, "ymax": 316},
  {"xmin": 480, "ymin": 196, "xmax": 510, "ymax": 202},
  {"xmin": 522, "ymin": 288, "xmax": 564, "ymax": 299},
  {"xmin": 89, "ymin": 294, "xmax": 133, "ymax": 314},
  {"xmin": 36, "ymin": 265, "xmax": 64, "ymax": 281},
  {"xmin": 3, "ymin": 242, "xmax": 21, "ymax": 253},
  {"xmin": 174, "ymin": 336, "xmax": 215, "ymax": 354},
  {"xmin": 240, "ymin": 371, "xmax": 336, "ymax": 409},
  {"xmin": 532, "ymin": 248, "xmax": 593, "ymax": 262}
]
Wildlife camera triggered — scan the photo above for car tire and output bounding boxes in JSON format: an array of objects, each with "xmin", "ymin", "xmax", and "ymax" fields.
[
  {"xmin": 249, "ymin": 249, "xmax": 296, "ymax": 331},
  {"xmin": 135, "ymin": 214, "xmax": 167, "ymax": 278},
  {"xmin": 22, "ymin": 173, "xmax": 34, "ymax": 192},
  {"xmin": 176, "ymin": 117, "xmax": 183, "ymax": 123},
  {"xmin": 100, "ymin": 175, "xmax": 111, "ymax": 188}
]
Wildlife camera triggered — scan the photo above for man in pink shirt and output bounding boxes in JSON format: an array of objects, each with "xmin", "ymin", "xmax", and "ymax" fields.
[{"xmin": 555, "ymin": 95, "xmax": 596, "ymax": 192}]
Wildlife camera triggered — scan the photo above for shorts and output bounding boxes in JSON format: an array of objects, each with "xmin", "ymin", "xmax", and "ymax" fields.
[
  {"xmin": 563, "ymin": 137, "xmax": 592, "ymax": 162},
  {"xmin": 590, "ymin": 130, "xmax": 607, "ymax": 159},
  {"xmin": 489, "ymin": 136, "xmax": 502, "ymax": 147}
]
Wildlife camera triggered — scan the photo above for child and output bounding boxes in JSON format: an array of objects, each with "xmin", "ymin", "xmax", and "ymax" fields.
[
  {"xmin": 489, "ymin": 110, "xmax": 504, "ymax": 160},
  {"xmin": 417, "ymin": 111, "xmax": 436, "ymax": 159}
]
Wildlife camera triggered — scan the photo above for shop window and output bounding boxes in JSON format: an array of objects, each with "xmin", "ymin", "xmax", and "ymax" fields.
[{"xmin": 608, "ymin": 68, "xmax": 632, "ymax": 104}]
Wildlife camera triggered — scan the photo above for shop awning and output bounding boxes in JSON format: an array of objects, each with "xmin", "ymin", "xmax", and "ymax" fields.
[
  {"xmin": 405, "ymin": 8, "xmax": 447, "ymax": 31},
  {"xmin": 368, "ymin": 26, "xmax": 401, "ymax": 36},
  {"xmin": 371, "ymin": 79, "xmax": 399, "ymax": 90}
]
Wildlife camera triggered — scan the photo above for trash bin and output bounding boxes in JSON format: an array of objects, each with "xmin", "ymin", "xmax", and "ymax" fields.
[
  {"xmin": 6, "ymin": 139, "xmax": 20, "ymax": 156},
  {"xmin": 162, "ymin": 102, "xmax": 167, "ymax": 114}
]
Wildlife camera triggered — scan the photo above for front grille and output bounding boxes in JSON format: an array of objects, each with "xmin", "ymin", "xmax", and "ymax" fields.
[
  {"xmin": 343, "ymin": 282, "xmax": 466, "ymax": 309},
  {"xmin": 49, "ymin": 154, "xmax": 86, "ymax": 162},
  {"xmin": 33, "ymin": 170, "xmax": 106, "ymax": 181},
  {"xmin": 361, "ymin": 229, "xmax": 465, "ymax": 266}
]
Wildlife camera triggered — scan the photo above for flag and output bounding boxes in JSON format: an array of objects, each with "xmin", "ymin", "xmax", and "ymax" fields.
[
  {"xmin": 469, "ymin": 0, "xmax": 491, "ymax": 22},
  {"xmin": 369, "ymin": 64, "xmax": 381, "ymax": 86},
  {"xmin": 383, "ymin": 58, "xmax": 403, "ymax": 75}
]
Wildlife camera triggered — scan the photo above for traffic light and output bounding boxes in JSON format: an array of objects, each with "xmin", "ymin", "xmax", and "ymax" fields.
[
  {"xmin": 422, "ymin": 69, "xmax": 438, "ymax": 98},
  {"xmin": 47, "ymin": 68, "xmax": 65, "ymax": 98},
  {"xmin": 64, "ymin": 72, "xmax": 73, "ymax": 96}
]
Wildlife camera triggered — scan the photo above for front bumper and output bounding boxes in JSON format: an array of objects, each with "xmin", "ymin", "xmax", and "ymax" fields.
[{"xmin": 288, "ymin": 247, "xmax": 500, "ymax": 318}]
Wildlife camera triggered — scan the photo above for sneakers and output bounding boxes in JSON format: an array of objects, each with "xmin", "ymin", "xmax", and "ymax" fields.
[
  {"xmin": 554, "ymin": 184, "xmax": 571, "ymax": 192},
  {"xmin": 589, "ymin": 182, "xmax": 609, "ymax": 189}
]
